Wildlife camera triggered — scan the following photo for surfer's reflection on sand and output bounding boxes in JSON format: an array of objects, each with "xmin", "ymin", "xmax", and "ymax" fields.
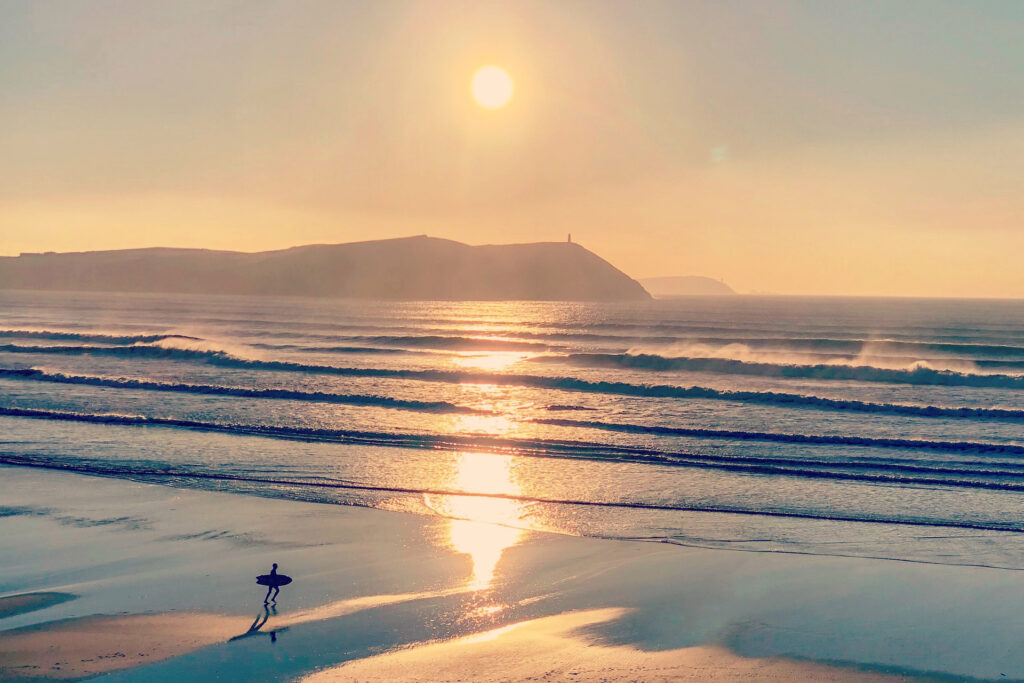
[{"xmin": 229, "ymin": 605, "xmax": 289, "ymax": 644}]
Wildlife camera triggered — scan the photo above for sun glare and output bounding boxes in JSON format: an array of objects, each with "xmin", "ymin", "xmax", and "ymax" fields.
[
  {"xmin": 451, "ymin": 351, "xmax": 529, "ymax": 371},
  {"xmin": 471, "ymin": 66, "xmax": 513, "ymax": 109}
]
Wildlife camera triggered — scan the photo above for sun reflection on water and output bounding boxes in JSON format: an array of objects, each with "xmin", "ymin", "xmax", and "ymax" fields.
[
  {"xmin": 451, "ymin": 351, "xmax": 531, "ymax": 372},
  {"xmin": 449, "ymin": 412, "xmax": 516, "ymax": 437},
  {"xmin": 427, "ymin": 452, "xmax": 527, "ymax": 590},
  {"xmin": 446, "ymin": 382, "xmax": 520, "ymax": 436}
]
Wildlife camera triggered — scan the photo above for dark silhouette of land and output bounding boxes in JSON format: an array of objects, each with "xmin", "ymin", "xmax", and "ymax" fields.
[
  {"xmin": 0, "ymin": 236, "xmax": 651, "ymax": 301},
  {"xmin": 639, "ymin": 276, "xmax": 735, "ymax": 296}
]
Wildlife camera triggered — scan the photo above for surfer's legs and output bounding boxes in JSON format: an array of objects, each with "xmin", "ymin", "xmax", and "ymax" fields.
[
  {"xmin": 264, "ymin": 585, "xmax": 273, "ymax": 603},
  {"xmin": 271, "ymin": 586, "xmax": 280, "ymax": 602}
]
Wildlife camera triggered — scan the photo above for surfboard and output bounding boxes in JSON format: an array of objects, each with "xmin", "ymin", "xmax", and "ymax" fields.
[{"xmin": 256, "ymin": 574, "xmax": 292, "ymax": 587}]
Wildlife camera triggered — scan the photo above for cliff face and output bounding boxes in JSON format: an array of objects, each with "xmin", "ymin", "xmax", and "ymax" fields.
[{"xmin": 0, "ymin": 236, "xmax": 652, "ymax": 302}]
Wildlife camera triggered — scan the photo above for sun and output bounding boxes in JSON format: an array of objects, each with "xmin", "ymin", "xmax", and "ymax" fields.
[{"xmin": 471, "ymin": 66, "xmax": 513, "ymax": 109}]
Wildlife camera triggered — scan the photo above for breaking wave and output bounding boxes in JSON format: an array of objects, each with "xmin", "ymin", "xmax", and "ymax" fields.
[
  {"xmin": 0, "ymin": 329, "xmax": 199, "ymax": 344},
  {"xmin": 6, "ymin": 366, "xmax": 1024, "ymax": 454},
  {"xmin": 6, "ymin": 406, "xmax": 1024, "ymax": 489},
  {"xmin": 2, "ymin": 343, "xmax": 1024, "ymax": 421},
  {"xmin": 7, "ymin": 452, "xmax": 1024, "ymax": 535},
  {"xmin": 533, "ymin": 417, "xmax": 1024, "ymax": 456},
  {"xmin": 553, "ymin": 352, "xmax": 1024, "ymax": 388},
  {"xmin": 347, "ymin": 335, "xmax": 550, "ymax": 351},
  {"xmin": 0, "ymin": 368, "xmax": 482, "ymax": 415}
]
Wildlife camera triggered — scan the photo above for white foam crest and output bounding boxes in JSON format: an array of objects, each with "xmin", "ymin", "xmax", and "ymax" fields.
[
  {"xmin": 626, "ymin": 340, "xmax": 986, "ymax": 374},
  {"xmin": 135, "ymin": 336, "xmax": 267, "ymax": 361}
]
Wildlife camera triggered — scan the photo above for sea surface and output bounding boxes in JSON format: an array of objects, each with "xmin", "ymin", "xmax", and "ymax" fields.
[{"xmin": 3, "ymin": 290, "xmax": 1024, "ymax": 570}]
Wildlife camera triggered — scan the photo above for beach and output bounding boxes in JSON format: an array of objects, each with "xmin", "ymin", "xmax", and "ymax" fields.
[
  {"xmin": 2, "ymin": 466, "xmax": 1021, "ymax": 681},
  {"xmin": 3, "ymin": 293, "xmax": 1024, "ymax": 681}
]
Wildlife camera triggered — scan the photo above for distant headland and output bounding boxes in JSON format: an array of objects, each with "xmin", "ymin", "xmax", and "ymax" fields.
[
  {"xmin": 639, "ymin": 276, "xmax": 736, "ymax": 297},
  {"xmin": 0, "ymin": 236, "xmax": 651, "ymax": 302}
]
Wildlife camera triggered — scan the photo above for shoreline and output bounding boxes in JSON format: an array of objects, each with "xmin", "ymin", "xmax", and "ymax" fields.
[{"xmin": 2, "ymin": 465, "xmax": 1021, "ymax": 681}]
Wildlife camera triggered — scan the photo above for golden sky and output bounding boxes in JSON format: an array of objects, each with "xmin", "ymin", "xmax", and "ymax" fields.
[{"xmin": 2, "ymin": 0, "xmax": 1022, "ymax": 297}]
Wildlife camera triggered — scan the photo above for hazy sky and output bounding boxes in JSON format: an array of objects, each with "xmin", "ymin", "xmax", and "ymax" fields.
[{"xmin": 2, "ymin": 0, "xmax": 1023, "ymax": 296}]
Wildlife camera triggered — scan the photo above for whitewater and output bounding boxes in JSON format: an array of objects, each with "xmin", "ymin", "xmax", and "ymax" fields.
[{"xmin": 3, "ymin": 290, "xmax": 1024, "ymax": 569}]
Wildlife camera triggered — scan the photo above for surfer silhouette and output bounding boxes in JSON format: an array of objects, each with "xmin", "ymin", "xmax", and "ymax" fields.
[
  {"xmin": 256, "ymin": 563, "xmax": 292, "ymax": 603},
  {"xmin": 265, "ymin": 563, "xmax": 279, "ymax": 603}
]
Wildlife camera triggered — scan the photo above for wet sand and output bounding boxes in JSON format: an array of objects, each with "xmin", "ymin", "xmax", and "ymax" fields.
[
  {"xmin": 2, "ymin": 466, "xmax": 1021, "ymax": 681},
  {"xmin": 0, "ymin": 613, "xmax": 239, "ymax": 680},
  {"xmin": 0, "ymin": 594, "xmax": 75, "ymax": 621},
  {"xmin": 303, "ymin": 608, "xmax": 905, "ymax": 682}
]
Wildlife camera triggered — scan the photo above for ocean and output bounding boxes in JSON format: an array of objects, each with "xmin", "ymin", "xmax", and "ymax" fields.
[{"xmin": 3, "ymin": 290, "xmax": 1024, "ymax": 569}]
